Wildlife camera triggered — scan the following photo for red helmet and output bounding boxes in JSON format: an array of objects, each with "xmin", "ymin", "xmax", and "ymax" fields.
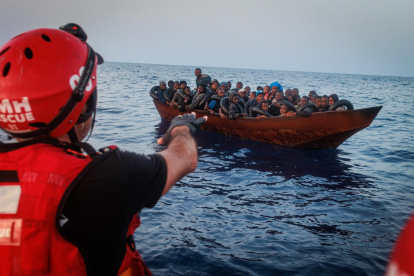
[
  {"xmin": 386, "ymin": 213, "xmax": 414, "ymax": 276},
  {"xmin": 0, "ymin": 24, "xmax": 100, "ymax": 139}
]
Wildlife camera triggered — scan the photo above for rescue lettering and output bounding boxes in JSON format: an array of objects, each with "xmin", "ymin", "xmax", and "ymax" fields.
[
  {"xmin": 0, "ymin": 228, "xmax": 11, "ymax": 238},
  {"xmin": 0, "ymin": 97, "xmax": 35, "ymax": 124}
]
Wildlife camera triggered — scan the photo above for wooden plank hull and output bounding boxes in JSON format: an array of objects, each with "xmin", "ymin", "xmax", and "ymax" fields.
[{"xmin": 153, "ymin": 100, "xmax": 382, "ymax": 149}]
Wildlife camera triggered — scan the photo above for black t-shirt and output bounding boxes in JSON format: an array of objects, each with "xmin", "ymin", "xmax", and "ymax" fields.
[{"xmin": 58, "ymin": 148, "xmax": 167, "ymax": 276}]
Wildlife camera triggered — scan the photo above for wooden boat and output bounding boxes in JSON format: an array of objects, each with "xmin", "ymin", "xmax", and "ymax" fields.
[{"xmin": 153, "ymin": 100, "xmax": 382, "ymax": 149}]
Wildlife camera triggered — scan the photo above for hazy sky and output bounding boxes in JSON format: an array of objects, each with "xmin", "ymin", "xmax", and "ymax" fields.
[{"xmin": 1, "ymin": 0, "xmax": 414, "ymax": 77}]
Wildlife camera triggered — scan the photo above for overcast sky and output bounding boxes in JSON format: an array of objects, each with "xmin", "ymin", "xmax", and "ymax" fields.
[{"xmin": 1, "ymin": 0, "xmax": 413, "ymax": 77}]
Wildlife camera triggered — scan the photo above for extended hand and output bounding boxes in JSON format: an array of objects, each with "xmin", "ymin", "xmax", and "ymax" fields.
[{"xmin": 158, "ymin": 112, "xmax": 208, "ymax": 145}]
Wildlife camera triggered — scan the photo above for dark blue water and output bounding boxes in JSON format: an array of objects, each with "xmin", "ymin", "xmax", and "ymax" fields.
[{"xmin": 2, "ymin": 63, "xmax": 413, "ymax": 275}]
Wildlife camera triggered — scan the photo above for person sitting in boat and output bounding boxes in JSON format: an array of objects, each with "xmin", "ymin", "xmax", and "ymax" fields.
[
  {"xmin": 280, "ymin": 104, "xmax": 295, "ymax": 117},
  {"xmin": 256, "ymin": 101, "xmax": 270, "ymax": 118},
  {"xmin": 246, "ymin": 91, "xmax": 264, "ymax": 117},
  {"xmin": 263, "ymin": 85, "xmax": 271, "ymax": 101},
  {"xmin": 285, "ymin": 89, "xmax": 292, "ymax": 100},
  {"xmin": 315, "ymin": 96, "xmax": 323, "ymax": 112},
  {"xmin": 168, "ymin": 80, "xmax": 174, "ymax": 88},
  {"xmin": 236, "ymin": 82, "xmax": 243, "ymax": 89},
  {"xmin": 268, "ymin": 91, "xmax": 285, "ymax": 116},
  {"xmin": 249, "ymin": 91, "xmax": 256, "ymax": 100},
  {"xmin": 170, "ymin": 80, "xmax": 187, "ymax": 107},
  {"xmin": 220, "ymin": 81, "xmax": 228, "ymax": 93},
  {"xmin": 308, "ymin": 90, "xmax": 316, "ymax": 98},
  {"xmin": 321, "ymin": 95, "xmax": 330, "ymax": 111},
  {"xmin": 226, "ymin": 81, "xmax": 232, "ymax": 91},
  {"xmin": 219, "ymin": 92, "xmax": 243, "ymax": 120},
  {"xmin": 292, "ymin": 88, "xmax": 300, "ymax": 97},
  {"xmin": 186, "ymin": 83, "xmax": 209, "ymax": 110},
  {"xmin": 296, "ymin": 96, "xmax": 314, "ymax": 117},
  {"xmin": 157, "ymin": 81, "xmax": 169, "ymax": 105},
  {"xmin": 311, "ymin": 94, "xmax": 319, "ymax": 104},
  {"xmin": 205, "ymin": 89, "xmax": 225, "ymax": 114},
  {"xmin": 267, "ymin": 81, "xmax": 283, "ymax": 102},
  {"xmin": 209, "ymin": 79, "xmax": 219, "ymax": 95},
  {"xmin": 291, "ymin": 94, "xmax": 301, "ymax": 110},
  {"xmin": 245, "ymin": 86, "xmax": 251, "ymax": 95},
  {"xmin": 177, "ymin": 86, "xmax": 193, "ymax": 112},
  {"xmin": 238, "ymin": 88, "xmax": 249, "ymax": 103},
  {"xmin": 167, "ymin": 81, "xmax": 180, "ymax": 103},
  {"xmin": 195, "ymin": 68, "xmax": 211, "ymax": 88},
  {"xmin": 329, "ymin": 93, "xmax": 339, "ymax": 106},
  {"xmin": 328, "ymin": 93, "xmax": 347, "ymax": 111},
  {"xmin": 257, "ymin": 86, "xmax": 264, "ymax": 92}
]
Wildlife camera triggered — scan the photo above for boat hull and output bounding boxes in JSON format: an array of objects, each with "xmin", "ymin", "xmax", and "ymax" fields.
[{"xmin": 153, "ymin": 100, "xmax": 382, "ymax": 149}]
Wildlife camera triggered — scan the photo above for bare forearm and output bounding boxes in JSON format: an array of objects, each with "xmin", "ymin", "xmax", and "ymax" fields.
[{"xmin": 158, "ymin": 127, "xmax": 198, "ymax": 195}]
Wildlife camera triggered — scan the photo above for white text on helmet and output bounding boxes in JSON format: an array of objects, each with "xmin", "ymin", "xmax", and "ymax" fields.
[
  {"xmin": 0, "ymin": 97, "xmax": 35, "ymax": 126},
  {"xmin": 69, "ymin": 67, "xmax": 93, "ymax": 92}
]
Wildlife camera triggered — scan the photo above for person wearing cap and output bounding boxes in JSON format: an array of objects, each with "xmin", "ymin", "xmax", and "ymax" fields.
[
  {"xmin": 0, "ymin": 24, "xmax": 206, "ymax": 276},
  {"xmin": 194, "ymin": 68, "xmax": 211, "ymax": 88},
  {"xmin": 238, "ymin": 88, "xmax": 249, "ymax": 103}
]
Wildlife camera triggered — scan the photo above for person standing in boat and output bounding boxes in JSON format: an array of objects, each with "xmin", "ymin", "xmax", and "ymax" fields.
[
  {"xmin": 194, "ymin": 68, "xmax": 211, "ymax": 88},
  {"xmin": 0, "ymin": 24, "xmax": 206, "ymax": 276}
]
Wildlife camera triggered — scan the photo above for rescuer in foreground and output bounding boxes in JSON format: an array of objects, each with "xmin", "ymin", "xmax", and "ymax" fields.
[{"xmin": 0, "ymin": 23, "xmax": 206, "ymax": 276}]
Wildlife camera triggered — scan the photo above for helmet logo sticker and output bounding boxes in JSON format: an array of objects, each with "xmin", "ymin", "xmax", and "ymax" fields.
[
  {"xmin": 69, "ymin": 66, "xmax": 93, "ymax": 92},
  {"xmin": 0, "ymin": 97, "xmax": 35, "ymax": 128}
]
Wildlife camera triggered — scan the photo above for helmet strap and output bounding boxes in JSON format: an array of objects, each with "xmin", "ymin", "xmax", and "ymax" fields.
[{"xmin": 68, "ymin": 127, "xmax": 79, "ymax": 143}]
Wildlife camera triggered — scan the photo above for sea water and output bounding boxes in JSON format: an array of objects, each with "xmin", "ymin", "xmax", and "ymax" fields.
[{"xmin": 2, "ymin": 63, "xmax": 413, "ymax": 275}]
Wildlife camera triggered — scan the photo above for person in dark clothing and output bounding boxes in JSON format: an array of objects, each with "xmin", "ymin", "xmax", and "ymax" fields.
[
  {"xmin": 268, "ymin": 91, "xmax": 284, "ymax": 116},
  {"xmin": 297, "ymin": 96, "xmax": 314, "ymax": 117},
  {"xmin": 178, "ymin": 86, "xmax": 193, "ymax": 112},
  {"xmin": 157, "ymin": 81, "xmax": 169, "ymax": 104},
  {"xmin": 0, "ymin": 24, "xmax": 206, "ymax": 276},
  {"xmin": 210, "ymin": 79, "xmax": 219, "ymax": 94},
  {"xmin": 329, "ymin": 94, "xmax": 339, "ymax": 106},
  {"xmin": 246, "ymin": 92, "xmax": 264, "ymax": 117},
  {"xmin": 321, "ymin": 95, "xmax": 330, "ymax": 111},
  {"xmin": 238, "ymin": 88, "xmax": 249, "ymax": 103},
  {"xmin": 219, "ymin": 92, "xmax": 243, "ymax": 120},
  {"xmin": 168, "ymin": 80, "xmax": 174, "ymax": 88},
  {"xmin": 205, "ymin": 89, "xmax": 225, "ymax": 114},
  {"xmin": 195, "ymin": 68, "xmax": 211, "ymax": 88},
  {"xmin": 249, "ymin": 91, "xmax": 256, "ymax": 100},
  {"xmin": 187, "ymin": 83, "xmax": 208, "ymax": 110},
  {"xmin": 256, "ymin": 101, "xmax": 270, "ymax": 118}
]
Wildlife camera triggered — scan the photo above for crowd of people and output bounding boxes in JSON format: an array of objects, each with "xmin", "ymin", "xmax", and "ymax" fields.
[{"xmin": 154, "ymin": 68, "xmax": 349, "ymax": 120}]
